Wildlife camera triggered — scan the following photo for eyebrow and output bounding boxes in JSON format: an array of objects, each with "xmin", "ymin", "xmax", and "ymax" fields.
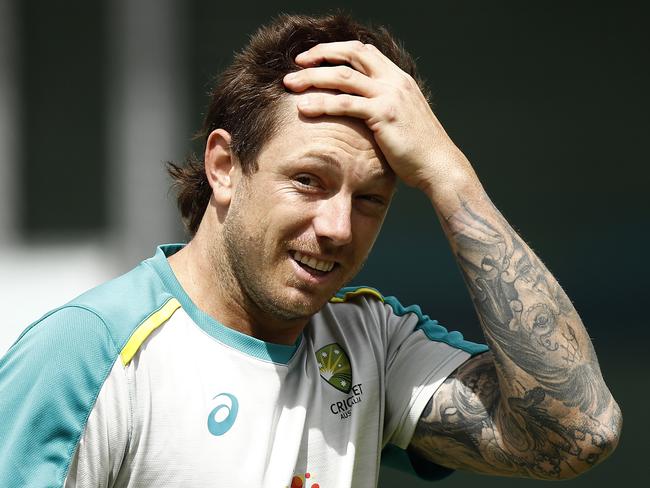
[
  {"xmin": 300, "ymin": 152, "xmax": 342, "ymax": 170},
  {"xmin": 300, "ymin": 151, "xmax": 395, "ymax": 182}
]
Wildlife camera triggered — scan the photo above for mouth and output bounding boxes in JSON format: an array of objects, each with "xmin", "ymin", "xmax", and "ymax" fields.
[{"xmin": 289, "ymin": 250, "xmax": 338, "ymax": 277}]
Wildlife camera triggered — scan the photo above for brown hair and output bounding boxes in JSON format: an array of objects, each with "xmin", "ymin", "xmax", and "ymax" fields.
[{"xmin": 168, "ymin": 12, "xmax": 429, "ymax": 236}]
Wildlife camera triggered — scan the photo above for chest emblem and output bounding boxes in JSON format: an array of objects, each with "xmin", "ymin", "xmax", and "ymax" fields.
[
  {"xmin": 207, "ymin": 392, "xmax": 239, "ymax": 436},
  {"xmin": 315, "ymin": 343, "xmax": 352, "ymax": 393}
]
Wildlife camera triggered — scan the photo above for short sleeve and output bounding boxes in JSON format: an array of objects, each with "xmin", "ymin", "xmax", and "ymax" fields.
[
  {"xmin": 64, "ymin": 358, "xmax": 131, "ymax": 487},
  {"xmin": 380, "ymin": 296, "xmax": 488, "ymax": 449},
  {"xmin": 0, "ymin": 306, "xmax": 127, "ymax": 487}
]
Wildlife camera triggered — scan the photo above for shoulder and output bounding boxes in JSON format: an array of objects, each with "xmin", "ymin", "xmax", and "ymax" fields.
[
  {"xmin": 65, "ymin": 259, "xmax": 176, "ymax": 351},
  {"xmin": 0, "ymin": 257, "xmax": 177, "ymax": 486},
  {"xmin": 2, "ymin": 257, "xmax": 174, "ymax": 388},
  {"xmin": 326, "ymin": 286, "xmax": 488, "ymax": 356},
  {"xmin": 2, "ymin": 256, "xmax": 176, "ymax": 406}
]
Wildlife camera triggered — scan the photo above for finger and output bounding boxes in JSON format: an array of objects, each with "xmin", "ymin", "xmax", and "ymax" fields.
[
  {"xmin": 295, "ymin": 41, "xmax": 385, "ymax": 76},
  {"xmin": 363, "ymin": 42, "xmax": 400, "ymax": 70},
  {"xmin": 283, "ymin": 65, "xmax": 379, "ymax": 97},
  {"xmin": 295, "ymin": 92, "xmax": 373, "ymax": 120}
]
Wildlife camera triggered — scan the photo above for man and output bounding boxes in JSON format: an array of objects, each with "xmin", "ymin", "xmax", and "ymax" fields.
[{"xmin": 0, "ymin": 13, "xmax": 621, "ymax": 487}]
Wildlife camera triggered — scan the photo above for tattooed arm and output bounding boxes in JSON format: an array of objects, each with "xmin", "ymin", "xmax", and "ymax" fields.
[
  {"xmin": 408, "ymin": 191, "xmax": 622, "ymax": 479},
  {"xmin": 282, "ymin": 40, "xmax": 622, "ymax": 479}
]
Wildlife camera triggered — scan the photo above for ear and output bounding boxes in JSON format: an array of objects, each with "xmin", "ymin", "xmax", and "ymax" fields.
[{"xmin": 204, "ymin": 129, "xmax": 237, "ymax": 206}]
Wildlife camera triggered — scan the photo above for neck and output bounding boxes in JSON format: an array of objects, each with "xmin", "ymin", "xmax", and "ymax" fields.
[{"xmin": 167, "ymin": 232, "xmax": 307, "ymax": 346}]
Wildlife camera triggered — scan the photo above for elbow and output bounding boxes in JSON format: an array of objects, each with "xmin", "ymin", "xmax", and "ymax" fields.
[
  {"xmin": 559, "ymin": 400, "xmax": 623, "ymax": 480},
  {"xmin": 592, "ymin": 399, "xmax": 623, "ymax": 464}
]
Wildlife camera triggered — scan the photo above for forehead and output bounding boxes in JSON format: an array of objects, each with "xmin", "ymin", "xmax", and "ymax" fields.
[{"xmin": 256, "ymin": 94, "xmax": 394, "ymax": 180}]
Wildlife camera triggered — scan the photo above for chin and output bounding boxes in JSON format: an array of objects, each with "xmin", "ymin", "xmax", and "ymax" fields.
[
  {"xmin": 262, "ymin": 301, "xmax": 318, "ymax": 322},
  {"xmin": 274, "ymin": 288, "xmax": 332, "ymax": 319}
]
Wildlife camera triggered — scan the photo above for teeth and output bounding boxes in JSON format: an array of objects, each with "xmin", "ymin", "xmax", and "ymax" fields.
[{"xmin": 293, "ymin": 251, "xmax": 335, "ymax": 272}]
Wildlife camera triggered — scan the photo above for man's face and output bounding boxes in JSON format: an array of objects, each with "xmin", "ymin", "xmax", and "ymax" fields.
[{"xmin": 220, "ymin": 98, "xmax": 396, "ymax": 323}]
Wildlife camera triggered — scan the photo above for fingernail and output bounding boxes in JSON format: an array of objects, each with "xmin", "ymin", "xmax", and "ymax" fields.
[
  {"xmin": 298, "ymin": 97, "xmax": 311, "ymax": 108},
  {"xmin": 285, "ymin": 72, "xmax": 297, "ymax": 81}
]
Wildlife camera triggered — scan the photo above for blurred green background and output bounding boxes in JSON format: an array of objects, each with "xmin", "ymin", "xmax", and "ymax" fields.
[{"xmin": 3, "ymin": 0, "xmax": 648, "ymax": 485}]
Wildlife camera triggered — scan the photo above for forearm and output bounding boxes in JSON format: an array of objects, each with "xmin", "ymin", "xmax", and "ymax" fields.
[{"xmin": 426, "ymin": 177, "xmax": 621, "ymax": 475}]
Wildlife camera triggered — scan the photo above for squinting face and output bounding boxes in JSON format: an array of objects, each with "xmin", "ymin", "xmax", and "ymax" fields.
[{"xmin": 221, "ymin": 97, "xmax": 396, "ymax": 322}]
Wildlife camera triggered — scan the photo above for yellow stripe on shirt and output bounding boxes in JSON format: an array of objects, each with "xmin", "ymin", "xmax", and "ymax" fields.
[
  {"xmin": 120, "ymin": 298, "xmax": 181, "ymax": 366},
  {"xmin": 329, "ymin": 287, "xmax": 384, "ymax": 303}
]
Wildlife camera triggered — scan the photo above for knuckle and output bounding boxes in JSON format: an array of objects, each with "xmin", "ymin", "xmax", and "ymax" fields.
[
  {"xmin": 339, "ymin": 95, "xmax": 353, "ymax": 110},
  {"xmin": 338, "ymin": 66, "xmax": 354, "ymax": 80},
  {"xmin": 389, "ymin": 84, "xmax": 405, "ymax": 101},
  {"xmin": 383, "ymin": 104, "xmax": 398, "ymax": 122},
  {"xmin": 351, "ymin": 40, "xmax": 365, "ymax": 51},
  {"xmin": 400, "ymin": 74, "xmax": 414, "ymax": 91}
]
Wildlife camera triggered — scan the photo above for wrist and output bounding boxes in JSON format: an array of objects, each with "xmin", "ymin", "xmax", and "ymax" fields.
[{"xmin": 417, "ymin": 154, "xmax": 485, "ymax": 218}]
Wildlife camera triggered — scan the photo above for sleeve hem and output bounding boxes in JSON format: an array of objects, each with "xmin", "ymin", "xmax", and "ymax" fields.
[{"xmin": 392, "ymin": 349, "xmax": 470, "ymax": 449}]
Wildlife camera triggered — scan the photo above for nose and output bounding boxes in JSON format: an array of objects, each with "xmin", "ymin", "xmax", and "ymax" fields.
[{"xmin": 312, "ymin": 194, "xmax": 353, "ymax": 246}]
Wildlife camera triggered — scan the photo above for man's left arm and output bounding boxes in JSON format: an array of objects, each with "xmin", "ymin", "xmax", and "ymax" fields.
[
  {"xmin": 284, "ymin": 40, "xmax": 622, "ymax": 479},
  {"xmin": 406, "ymin": 188, "xmax": 622, "ymax": 479}
]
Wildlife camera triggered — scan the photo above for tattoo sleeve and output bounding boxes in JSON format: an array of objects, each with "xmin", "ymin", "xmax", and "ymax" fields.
[{"xmin": 409, "ymin": 193, "xmax": 622, "ymax": 479}]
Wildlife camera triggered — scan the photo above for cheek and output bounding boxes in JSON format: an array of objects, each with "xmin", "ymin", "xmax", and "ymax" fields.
[
  {"xmin": 352, "ymin": 216, "xmax": 383, "ymax": 250},
  {"xmin": 255, "ymin": 203, "xmax": 316, "ymax": 255}
]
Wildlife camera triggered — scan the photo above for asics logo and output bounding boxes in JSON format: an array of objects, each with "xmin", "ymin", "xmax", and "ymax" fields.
[{"xmin": 207, "ymin": 392, "xmax": 239, "ymax": 436}]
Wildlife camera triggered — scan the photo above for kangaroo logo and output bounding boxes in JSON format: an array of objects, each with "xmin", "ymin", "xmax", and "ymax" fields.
[{"xmin": 207, "ymin": 393, "xmax": 239, "ymax": 436}]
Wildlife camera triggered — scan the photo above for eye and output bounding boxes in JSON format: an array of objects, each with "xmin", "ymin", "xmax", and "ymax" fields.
[
  {"xmin": 358, "ymin": 194, "xmax": 386, "ymax": 206},
  {"xmin": 294, "ymin": 174, "xmax": 321, "ymax": 189}
]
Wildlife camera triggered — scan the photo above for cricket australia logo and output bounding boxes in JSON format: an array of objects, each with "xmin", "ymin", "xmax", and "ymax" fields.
[
  {"xmin": 316, "ymin": 343, "xmax": 365, "ymax": 420},
  {"xmin": 316, "ymin": 343, "xmax": 352, "ymax": 393}
]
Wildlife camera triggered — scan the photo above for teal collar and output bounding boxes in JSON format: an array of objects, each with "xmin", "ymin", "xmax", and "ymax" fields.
[{"xmin": 146, "ymin": 244, "xmax": 302, "ymax": 365}]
